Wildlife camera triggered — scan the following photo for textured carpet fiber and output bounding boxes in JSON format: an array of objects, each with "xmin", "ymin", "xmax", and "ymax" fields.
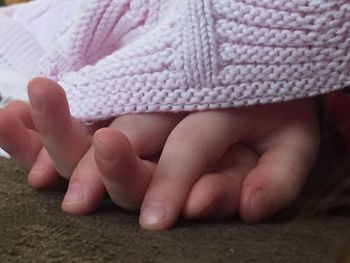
[{"xmin": 0, "ymin": 143, "xmax": 349, "ymax": 262}]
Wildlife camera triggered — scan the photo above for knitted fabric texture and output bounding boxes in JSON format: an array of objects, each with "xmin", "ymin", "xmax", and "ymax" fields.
[{"xmin": 1, "ymin": 0, "xmax": 350, "ymax": 122}]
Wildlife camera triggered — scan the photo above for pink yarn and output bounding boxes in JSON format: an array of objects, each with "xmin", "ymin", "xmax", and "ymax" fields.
[{"xmin": 1, "ymin": 0, "xmax": 350, "ymax": 122}]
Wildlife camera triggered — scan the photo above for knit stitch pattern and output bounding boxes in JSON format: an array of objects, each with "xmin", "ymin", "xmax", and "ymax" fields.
[{"xmin": 1, "ymin": 0, "xmax": 350, "ymax": 122}]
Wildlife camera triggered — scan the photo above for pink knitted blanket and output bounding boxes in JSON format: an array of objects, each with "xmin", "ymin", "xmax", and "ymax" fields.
[{"xmin": 0, "ymin": 0, "xmax": 350, "ymax": 122}]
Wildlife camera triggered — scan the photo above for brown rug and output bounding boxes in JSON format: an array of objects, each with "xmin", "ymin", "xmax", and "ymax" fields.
[{"xmin": 0, "ymin": 136, "xmax": 349, "ymax": 262}]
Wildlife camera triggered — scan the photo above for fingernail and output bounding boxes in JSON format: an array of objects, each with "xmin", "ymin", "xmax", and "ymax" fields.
[
  {"xmin": 63, "ymin": 183, "xmax": 85, "ymax": 204},
  {"xmin": 140, "ymin": 201, "xmax": 167, "ymax": 225}
]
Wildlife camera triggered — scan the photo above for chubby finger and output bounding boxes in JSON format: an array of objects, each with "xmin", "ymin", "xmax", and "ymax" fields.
[
  {"xmin": 239, "ymin": 121, "xmax": 320, "ymax": 223},
  {"xmin": 91, "ymin": 111, "xmax": 182, "ymax": 211},
  {"xmin": 28, "ymin": 78, "xmax": 106, "ymax": 213},
  {"xmin": 27, "ymin": 77, "xmax": 90, "ymax": 179},
  {"xmin": 139, "ymin": 111, "xmax": 240, "ymax": 230},
  {"xmin": 61, "ymin": 146, "xmax": 105, "ymax": 214},
  {"xmin": 1, "ymin": 102, "xmax": 61, "ymax": 189},
  {"xmin": 183, "ymin": 145, "xmax": 258, "ymax": 219},
  {"xmin": 109, "ymin": 113, "xmax": 185, "ymax": 158},
  {"xmin": 0, "ymin": 108, "xmax": 41, "ymax": 169},
  {"xmin": 5, "ymin": 100, "xmax": 35, "ymax": 129},
  {"xmin": 61, "ymin": 114, "xmax": 174, "ymax": 214},
  {"xmin": 27, "ymin": 147, "xmax": 63, "ymax": 189},
  {"xmin": 60, "ymin": 110, "xmax": 179, "ymax": 214},
  {"xmin": 94, "ymin": 128, "xmax": 155, "ymax": 210}
]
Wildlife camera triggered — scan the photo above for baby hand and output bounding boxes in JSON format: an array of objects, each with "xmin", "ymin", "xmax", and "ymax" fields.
[
  {"xmin": 95, "ymin": 99, "xmax": 320, "ymax": 230},
  {"xmin": 0, "ymin": 78, "xmax": 320, "ymax": 231}
]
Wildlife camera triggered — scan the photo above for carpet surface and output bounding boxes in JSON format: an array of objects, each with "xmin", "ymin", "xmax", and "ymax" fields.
[{"xmin": 0, "ymin": 140, "xmax": 349, "ymax": 263}]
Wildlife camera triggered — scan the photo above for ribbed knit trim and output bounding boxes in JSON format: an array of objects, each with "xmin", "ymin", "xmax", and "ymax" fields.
[
  {"xmin": 0, "ymin": 68, "xmax": 30, "ymax": 106},
  {"xmin": 2, "ymin": 0, "xmax": 350, "ymax": 123},
  {"xmin": 0, "ymin": 13, "xmax": 44, "ymax": 76},
  {"xmin": 0, "ymin": 148, "xmax": 10, "ymax": 159},
  {"xmin": 50, "ymin": 0, "xmax": 350, "ymax": 123}
]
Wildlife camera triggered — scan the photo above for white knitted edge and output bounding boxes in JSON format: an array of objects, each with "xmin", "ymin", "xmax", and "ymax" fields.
[
  {"xmin": 0, "ymin": 69, "xmax": 30, "ymax": 159},
  {"xmin": 0, "ymin": 149, "xmax": 10, "ymax": 159},
  {"xmin": 0, "ymin": 69, "xmax": 30, "ymax": 106}
]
